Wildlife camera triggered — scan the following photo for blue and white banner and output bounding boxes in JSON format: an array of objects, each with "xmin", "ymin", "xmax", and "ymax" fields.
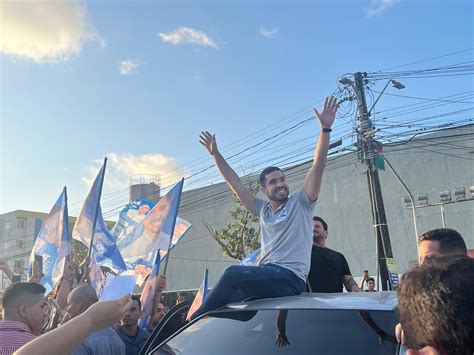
[
  {"xmin": 138, "ymin": 253, "xmax": 161, "ymax": 330},
  {"xmin": 117, "ymin": 179, "xmax": 185, "ymax": 269},
  {"xmin": 186, "ymin": 268, "xmax": 209, "ymax": 321},
  {"xmin": 29, "ymin": 187, "xmax": 71, "ymax": 292},
  {"xmin": 72, "ymin": 159, "xmax": 126, "ymax": 273}
]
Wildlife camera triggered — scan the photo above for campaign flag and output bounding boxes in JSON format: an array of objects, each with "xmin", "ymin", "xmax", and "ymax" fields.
[
  {"xmin": 111, "ymin": 199, "xmax": 155, "ymax": 241},
  {"xmin": 88, "ymin": 257, "xmax": 105, "ymax": 296},
  {"xmin": 138, "ymin": 254, "xmax": 161, "ymax": 330},
  {"xmin": 114, "ymin": 199, "xmax": 190, "ymax": 267},
  {"xmin": 186, "ymin": 268, "xmax": 209, "ymax": 321},
  {"xmin": 117, "ymin": 179, "xmax": 184, "ymax": 269},
  {"xmin": 29, "ymin": 187, "xmax": 71, "ymax": 292},
  {"xmin": 72, "ymin": 159, "xmax": 126, "ymax": 273},
  {"xmin": 240, "ymin": 248, "xmax": 261, "ymax": 266}
]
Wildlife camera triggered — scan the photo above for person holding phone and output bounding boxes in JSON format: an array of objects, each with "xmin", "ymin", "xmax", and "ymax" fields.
[{"xmin": 359, "ymin": 270, "xmax": 377, "ymax": 292}]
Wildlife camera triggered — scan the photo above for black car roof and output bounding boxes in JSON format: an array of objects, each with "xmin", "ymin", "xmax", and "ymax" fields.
[{"xmin": 224, "ymin": 291, "xmax": 398, "ymax": 312}]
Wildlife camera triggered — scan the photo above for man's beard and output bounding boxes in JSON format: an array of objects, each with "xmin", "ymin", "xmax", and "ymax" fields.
[
  {"xmin": 269, "ymin": 187, "xmax": 289, "ymax": 202},
  {"xmin": 313, "ymin": 234, "xmax": 325, "ymax": 243}
]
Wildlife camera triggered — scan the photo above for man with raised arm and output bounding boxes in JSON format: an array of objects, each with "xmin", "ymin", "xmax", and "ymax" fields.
[{"xmin": 191, "ymin": 96, "xmax": 339, "ymax": 319}]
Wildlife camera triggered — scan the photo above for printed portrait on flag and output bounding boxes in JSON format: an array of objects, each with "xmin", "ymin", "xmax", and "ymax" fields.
[
  {"xmin": 112, "ymin": 199, "xmax": 155, "ymax": 242},
  {"xmin": 92, "ymin": 231, "xmax": 118, "ymax": 264},
  {"xmin": 118, "ymin": 195, "xmax": 171, "ymax": 265}
]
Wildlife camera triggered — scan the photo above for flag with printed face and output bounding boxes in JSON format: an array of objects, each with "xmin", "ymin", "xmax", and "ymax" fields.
[
  {"xmin": 113, "ymin": 198, "xmax": 191, "ymax": 281},
  {"xmin": 29, "ymin": 187, "xmax": 71, "ymax": 292},
  {"xmin": 72, "ymin": 159, "xmax": 126, "ymax": 273},
  {"xmin": 138, "ymin": 254, "xmax": 161, "ymax": 330},
  {"xmin": 117, "ymin": 179, "xmax": 184, "ymax": 269},
  {"xmin": 186, "ymin": 268, "xmax": 209, "ymax": 321}
]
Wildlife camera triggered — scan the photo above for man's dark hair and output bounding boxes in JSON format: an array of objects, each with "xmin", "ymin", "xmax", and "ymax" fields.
[
  {"xmin": 397, "ymin": 255, "xmax": 474, "ymax": 354},
  {"xmin": 366, "ymin": 277, "xmax": 375, "ymax": 283},
  {"xmin": 312, "ymin": 216, "xmax": 328, "ymax": 231},
  {"xmin": 2, "ymin": 282, "xmax": 46, "ymax": 316},
  {"xmin": 418, "ymin": 228, "xmax": 467, "ymax": 256},
  {"xmin": 259, "ymin": 166, "xmax": 283, "ymax": 187},
  {"xmin": 131, "ymin": 294, "xmax": 142, "ymax": 310}
]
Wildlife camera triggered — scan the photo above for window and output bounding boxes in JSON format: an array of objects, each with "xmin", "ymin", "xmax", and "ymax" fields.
[
  {"xmin": 17, "ymin": 218, "xmax": 26, "ymax": 229},
  {"xmin": 5, "ymin": 221, "xmax": 11, "ymax": 231},
  {"xmin": 16, "ymin": 240, "xmax": 24, "ymax": 249},
  {"xmin": 14, "ymin": 260, "xmax": 23, "ymax": 270}
]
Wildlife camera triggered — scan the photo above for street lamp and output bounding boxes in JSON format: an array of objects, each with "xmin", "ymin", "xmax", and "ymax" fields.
[{"xmin": 368, "ymin": 80, "xmax": 406, "ymax": 114}]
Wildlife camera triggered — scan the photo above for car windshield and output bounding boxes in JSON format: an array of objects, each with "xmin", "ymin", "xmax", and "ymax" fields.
[{"xmin": 150, "ymin": 308, "xmax": 398, "ymax": 355}]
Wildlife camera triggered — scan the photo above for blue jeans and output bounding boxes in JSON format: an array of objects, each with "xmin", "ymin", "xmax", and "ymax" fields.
[{"xmin": 192, "ymin": 264, "xmax": 305, "ymax": 319}]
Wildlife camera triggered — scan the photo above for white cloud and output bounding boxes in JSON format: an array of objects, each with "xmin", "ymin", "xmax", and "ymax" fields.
[
  {"xmin": 82, "ymin": 153, "xmax": 187, "ymax": 192},
  {"xmin": 366, "ymin": 0, "xmax": 400, "ymax": 17},
  {"xmin": 158, "ymin": 27, "xmax": 218, "ymax": 48},
  {"xmin": 119, "ymin": 59, "xmax": 139, "ymax": 76},
  {"xmin": 260, "ymin": 27, "xmax": 278, "ymax": 38},
  {"xmin": 0, "ymin": 0, "xmax": 104, "ymax": 63}
]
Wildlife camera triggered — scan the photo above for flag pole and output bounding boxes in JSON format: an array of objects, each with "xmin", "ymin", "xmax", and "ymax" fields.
[
  {"xmin": 88, "ymin": 157, "xmax": 108, "ymax": 258},
  {"xmin": 162, "ymin": 178, "xmax": 184, "ymax": 276},
  {"xmin": 63, "ymin": 186, "xmax": 71, "ymax": 263}
]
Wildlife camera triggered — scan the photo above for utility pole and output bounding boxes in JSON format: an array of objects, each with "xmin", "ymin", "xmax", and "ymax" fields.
[{"xmin": 353, "ymin": 72, "xmax": 395, "ymax": 291}]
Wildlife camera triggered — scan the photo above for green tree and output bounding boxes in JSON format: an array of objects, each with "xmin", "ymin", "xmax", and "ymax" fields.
[
  {"xmin": 72, "ymin": 240, "xmax": 88, "ymax": 264},
  {"xmin": 203, "ymin": 181, "xmax": 261, "ymax": 261}
]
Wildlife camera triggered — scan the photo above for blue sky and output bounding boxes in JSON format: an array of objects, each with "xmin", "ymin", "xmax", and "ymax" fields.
[{"xmin": 1, "ymin": 0, "xmax": 473, "ymax": 217}]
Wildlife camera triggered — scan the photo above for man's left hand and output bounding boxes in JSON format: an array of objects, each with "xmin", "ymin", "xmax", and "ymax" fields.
[{"xmin": 313, "ymin": 96, "xmax": 339, "ymax": 129}]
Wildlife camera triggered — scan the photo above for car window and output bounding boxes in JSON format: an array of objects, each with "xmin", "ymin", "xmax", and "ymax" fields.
[{"xmin": 150, "ymin": 309, "xmax": 399, "ymax": 355}]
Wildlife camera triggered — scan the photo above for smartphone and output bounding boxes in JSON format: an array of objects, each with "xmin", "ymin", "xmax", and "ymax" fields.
[
  {"xmin": 76, "ymin": 267, "xmax": 84, "ymax": 283},
  {"xmin": 33, "ymin": 255, "xmax": 43, "ymax": 276}
]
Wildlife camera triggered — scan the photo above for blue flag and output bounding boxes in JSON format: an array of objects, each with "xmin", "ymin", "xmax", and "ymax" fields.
[
  {"xmin": 72, "ymin": 159, "xmax": 126, "ymax": 273},
  {"xmin": 29, "ymin": 187, "xmax": 71, "ymax": 292},
  {"xmin": 186, "ymin": 268, "xmax": 209, "ymax": 321},
  {"xmin": 117, "ymin": 179, "xmax": 184, "ymax": 269},
  {"xmin": 138, "ymin": 253, "xmax": 161, "ymax": 330}
]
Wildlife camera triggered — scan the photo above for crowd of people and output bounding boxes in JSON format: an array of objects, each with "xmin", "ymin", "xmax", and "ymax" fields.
[{"xmin": 0, "ymin": 95, "xmax": 472, "ymax": 354}]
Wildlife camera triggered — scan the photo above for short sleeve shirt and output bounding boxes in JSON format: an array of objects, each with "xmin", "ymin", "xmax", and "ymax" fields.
[
  {"xmin": 252, "ymin": 188, "xmax": 316, "ymax": 282},
  {"xmin": 307, "ymin": 246, "xmax": 352, "ymax": 293},
  {"xmin": 72, "ymin": 327, "xmax": 126, "ymax": 355}
]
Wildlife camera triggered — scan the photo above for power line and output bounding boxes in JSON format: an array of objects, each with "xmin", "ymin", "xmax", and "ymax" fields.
[
  {"xmin": 376, "ymin": 48, "xmax": 474, "ymax": 72},
  {"xmin": 370, "ymin": 90, "xmax": 474, "ymax": 104}
]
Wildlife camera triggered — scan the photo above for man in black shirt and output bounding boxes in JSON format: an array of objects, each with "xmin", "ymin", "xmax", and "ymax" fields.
[{"xmin": 307, "ymin": 216, "xmax": 361, "ymax": 293}]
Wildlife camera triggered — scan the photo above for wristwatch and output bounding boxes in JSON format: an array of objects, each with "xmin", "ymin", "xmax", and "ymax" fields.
[{"xmin": 322, "ymin": 127, "xmax": 332, "ymax": 133}]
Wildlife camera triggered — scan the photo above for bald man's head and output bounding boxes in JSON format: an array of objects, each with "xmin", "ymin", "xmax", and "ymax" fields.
[{"xmin": 63, "ymin": 285, "xmax": 98, "ymax": 321}]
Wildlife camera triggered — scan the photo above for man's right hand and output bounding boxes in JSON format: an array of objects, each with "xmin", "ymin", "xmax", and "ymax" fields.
[
  {"xmin": 199, "ymin": 131, "xmax": 218, "ymax": 156},
  {"xmin": 395, "ymin": 323, "xmax": 405, "ymax": 344},
  {"xmin": 156, "ymin": 275, "xmax": 167, "ymax": 292}
]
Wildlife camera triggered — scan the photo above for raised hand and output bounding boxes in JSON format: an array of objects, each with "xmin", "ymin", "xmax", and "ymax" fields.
[
  {"xmin": 85, "ymin": 294, "xmax": 132, "ymax": 332},
  {"xmin": 199, "ymin": 131, "xmax": 218, "ymax": 156},
  {"xmin": 156, "ymin": 275, "xmax": 166, "ymax": 292},
  {"xmin": 312, "ymin": 96, "xmax": 339, "ymax": 129},
  {"xmin": 28, "ymin": 272, "xmax": 44, "ymax": 284},
  {"xmin": 63, "ymin": 261, "xmax": 77, "ymax": 281}
]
